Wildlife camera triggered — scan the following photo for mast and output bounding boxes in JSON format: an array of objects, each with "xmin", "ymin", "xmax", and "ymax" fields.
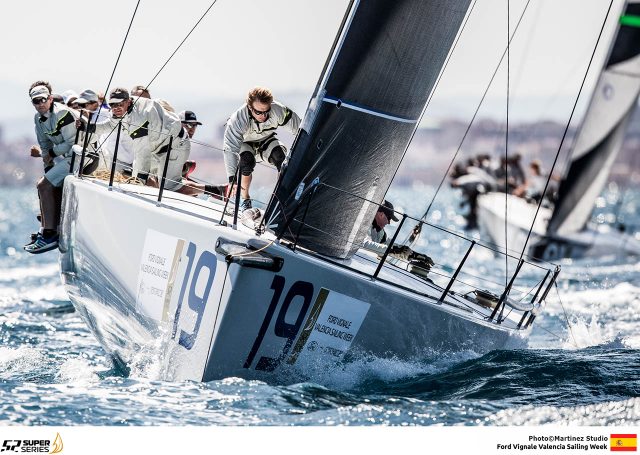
[
  {"xmin": 548, "ymin": 0, "xmax": 640, "ymax": 236},
  {"xmin": 265, "ymin": 0, "xmax": 472, "ymax": 258}
]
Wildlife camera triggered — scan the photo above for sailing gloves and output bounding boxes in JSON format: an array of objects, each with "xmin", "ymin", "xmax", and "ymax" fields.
[
  {"xmin": 409, "ymin": 251, "xmax": 435, "ymax": 270},
  {"xmin": 389, "ymin": 245, "xmax": 412, "ymax": 260},
  {"xmin": 390, "ymin": 245, "xmax": 435, "ymax": 270}
]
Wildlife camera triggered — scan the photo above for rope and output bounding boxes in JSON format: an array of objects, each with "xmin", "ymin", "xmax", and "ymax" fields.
[
  {"xmin": 518, "ymin": 0, "xmax": 615, "ymax": 262},
  {"xmin": 404, "ymin": 0, "xmax": 532, "ymax": 246},
  {"xmin": 226, "ymin": 238, "xmax": 278, "ymax": 258}
]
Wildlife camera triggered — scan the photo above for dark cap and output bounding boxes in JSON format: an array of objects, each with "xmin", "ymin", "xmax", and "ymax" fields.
[
  {"xmin": 107, "ymin": 87, "xmax": 130, "ymax": 104},
  {"xmin": 179, "ymin": 110, "xmax": 202, "ymax": 125},
  {"xmin": 378, "ymin": 200, "xmax": 399, "ymax": 222}
]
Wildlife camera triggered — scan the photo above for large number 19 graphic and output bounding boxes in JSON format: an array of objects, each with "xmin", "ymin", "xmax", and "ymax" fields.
[
  {"xmin": 244, "ymin": 275, "xmax": 314, "ymax": 371},
  {"xmin": 171, "ymin": 242, "xmax": 216, "ymax": 350}
]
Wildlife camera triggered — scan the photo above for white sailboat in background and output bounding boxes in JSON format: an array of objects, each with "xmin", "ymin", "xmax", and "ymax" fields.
[
  {"xmin": 59, "ymin": 0, "xmax": 558, "ymax": 384},
  {"xmin": 478, "ymin": 0, "xmax": 640, "ymax": 261}
]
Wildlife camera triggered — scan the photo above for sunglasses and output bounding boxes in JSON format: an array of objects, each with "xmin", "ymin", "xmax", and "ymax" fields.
[
  {"xmin": 32, "ymin": 97, "xmax": 48, "ymax": 105},
  {"xmin": 250, "ymin": 105, "xmax": 271, "ymax": 116},
  {"xmin": 109, "ymin": 101, "xmax": 126, "ymax": 109}
]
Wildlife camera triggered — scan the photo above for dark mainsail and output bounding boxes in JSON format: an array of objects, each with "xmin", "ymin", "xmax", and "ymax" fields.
[
  {"xmin": 547, "ymin": 0, "xmax": 640, "ymax": 236},
  {"xmin": 265, "ymin": 0, "xmax": 471, "ymax": 258}
]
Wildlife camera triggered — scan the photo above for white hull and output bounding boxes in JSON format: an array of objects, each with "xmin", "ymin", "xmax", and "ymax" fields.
[
  {"xmin": 477, "ymin": 192, "xmax": 640, "ymax": 261},
  {"xmin": 60, "ymin": 177, "xmax": 539, "ymax": 385}
]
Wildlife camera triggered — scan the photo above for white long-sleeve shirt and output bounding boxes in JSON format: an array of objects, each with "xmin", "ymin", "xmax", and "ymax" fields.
[
  {"xmin": 92, "ymin": 97, "xmax": 181, "ymax": 176},
  {"xmin": 222, "ymin": 101, "xmax": 300, "ymax": 178}
]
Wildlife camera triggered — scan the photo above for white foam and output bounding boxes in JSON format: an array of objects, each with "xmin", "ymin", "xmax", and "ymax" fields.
[
  {"xmin": 56, "ymin": 357, "xmax": 100, "ymax": 384},
  {"xmin": 486, "ymin": 397, "xmax": 640, "ymax": 426},
  {"xmin": 0, "ymin": 346, "xmax": 48, "ymax": 380},
  {"xmin": 300, "ymin": 349, "xmax": 482, "ymax": 390}
]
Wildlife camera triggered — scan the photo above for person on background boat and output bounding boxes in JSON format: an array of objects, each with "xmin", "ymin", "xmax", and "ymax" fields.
[
  {"xmin": 363, "ymin": 200, "xmax": 435, "ymax": 271},
  {"xmin": 450, "ymin": 155, "xmax": 496, "ymax": 230},
  {"xmin": 24, "ymin": 81, "xmax": 79, "ymax": 254},
  {"xmin": 513, "ymin": 158, "xmax": 548, "ymax": 203},
  {"xmin": 223, "ymin": 86, "xmax": 301, "ymax": 213},
  {"xmin": 509, "ymin": 153, "xmax": 526, "ymax": 189},
  {"xmin": 82, "ymin": 87, "xmax": 181, "ymax": 181}
]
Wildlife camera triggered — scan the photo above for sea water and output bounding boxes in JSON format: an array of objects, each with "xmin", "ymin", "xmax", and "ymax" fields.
[{"xmin": 0, "ymin": 186, "xmax": 638, "ymax": 426}]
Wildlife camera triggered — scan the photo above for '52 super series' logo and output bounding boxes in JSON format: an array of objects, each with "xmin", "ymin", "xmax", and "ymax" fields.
[{"xmin": 1, "ymin": 433, "xmax": 63, "ymax": 453}]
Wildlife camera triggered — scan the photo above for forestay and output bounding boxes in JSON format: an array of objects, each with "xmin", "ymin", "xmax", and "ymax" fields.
[{"xmin": 265, "ymin": 0, "xmax": 471, "ymax": 258}]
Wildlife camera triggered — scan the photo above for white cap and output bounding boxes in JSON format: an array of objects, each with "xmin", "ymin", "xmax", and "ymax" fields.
[
  {"xmin": 61, "ymin": 89, "xmax": 79, "ymax": 104},
  {"xmin": 76, "ymin": 89, "xmax": 99, "ymax": 104},
  {"xmin": 29, "ymin": 85, "xmax": 51, "ymax": 100}
]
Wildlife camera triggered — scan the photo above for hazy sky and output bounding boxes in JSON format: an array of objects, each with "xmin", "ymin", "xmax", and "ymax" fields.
[{"xmin": 0, "ymin": 0, "xmax": 625, "ymax": 138}]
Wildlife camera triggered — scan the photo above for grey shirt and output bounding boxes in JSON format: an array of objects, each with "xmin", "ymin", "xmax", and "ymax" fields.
[
  {"xmin": 222, "ymin": 101, "xmax": 300, "ymax": 178},
  {"xmin": 34, "ymin": 102, "xmax": 78, "ymax": 157}
]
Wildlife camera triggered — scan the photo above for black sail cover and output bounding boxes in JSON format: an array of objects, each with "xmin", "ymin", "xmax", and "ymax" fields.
[
  {"xmin": 264, "ymin": 0, "xmax": 471, "ymax": 258},
  {"xmin": 547, "ymin": 1, "xmax": 640, "ymax": 236}
]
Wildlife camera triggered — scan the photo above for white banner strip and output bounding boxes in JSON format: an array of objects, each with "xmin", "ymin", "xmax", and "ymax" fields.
[{"xmin": 0, "ymin": 425, "xmax": 636, "ymax": 454}]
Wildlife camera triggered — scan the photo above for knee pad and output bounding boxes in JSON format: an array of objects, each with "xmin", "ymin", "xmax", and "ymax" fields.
[
  {"xmin": 239, "ymin": 151, "xmax": 255, "ymax": 176},
  {"xmin": 268, "ymin": 146, "xmax": 286, "ymax": 171}
]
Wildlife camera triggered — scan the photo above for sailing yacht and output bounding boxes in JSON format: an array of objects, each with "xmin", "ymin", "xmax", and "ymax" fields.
[
  {"xmin": 58, "ymin": 0, "xmax": 557, "ymax": 384},
  {"xmin": 478, "ymin": 0, "xmax": 640, "ymax": 261}
]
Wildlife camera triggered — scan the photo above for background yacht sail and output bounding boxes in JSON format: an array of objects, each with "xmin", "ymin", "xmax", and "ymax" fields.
[
  {"xmin": 547, "ymin": 0, "xmax": 640, "ymax": 237},
  {"xmin": 265, "ymin": 0, "xmax": 471, "ymax": 258}
]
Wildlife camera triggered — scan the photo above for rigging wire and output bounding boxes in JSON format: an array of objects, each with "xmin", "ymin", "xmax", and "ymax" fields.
[
  {"xmin": 402, "ymin": 0, "xmax": 532, "ymax": 247},
  {"xmin": 535, "ymin": 322, "xmax": 575, "ymax": 348},
  {"xmin": 504, "ymin": 0, "xmax": 511, "ymax": 286},
  {"xmin": 518, "ymin": 0, "xmax": 616, "ymax": 262},
  {"xmin": 84, "ymin": 0, "xmax": 141, "ymax": 145},
  {"xmin": 87, "ymin": 1, "xmax": 219, "ymax": 165},
  {"xmin": 555, "ymin": 281, "xmax": 579, "ymax": 349},
  {"xmin": 140, "ymin": 0, "xmax": 218, "ymax": 94}
]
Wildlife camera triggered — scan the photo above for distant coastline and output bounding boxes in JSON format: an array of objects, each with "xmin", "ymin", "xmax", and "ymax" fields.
[{"xmin": 3, "ymin": 113, "xmax": 640, "ymax": 188}]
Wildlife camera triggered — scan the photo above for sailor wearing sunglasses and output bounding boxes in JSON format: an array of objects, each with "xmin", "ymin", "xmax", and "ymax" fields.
[
  {"xmin": 25, "ymin": 81, "xmax": 80, "ymax": 254},
  {"xmin": 222, "ymin": 86, "xmax": 301, "ymax": 213}
]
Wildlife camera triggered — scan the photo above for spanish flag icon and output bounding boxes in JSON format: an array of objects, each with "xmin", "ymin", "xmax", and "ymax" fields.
[{"xmin": 611, "ymin": 434, "xmax": 637, "ymax": 452}]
